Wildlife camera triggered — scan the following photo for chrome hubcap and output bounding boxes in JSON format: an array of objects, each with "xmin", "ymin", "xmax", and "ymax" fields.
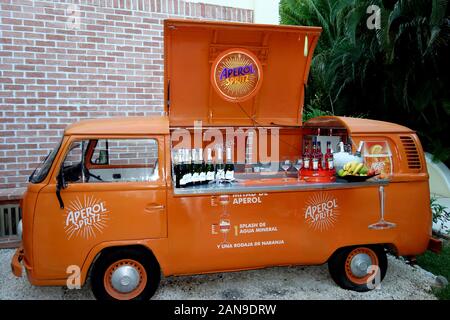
[
  {"xmin": 110, "ymin": 265, "xmax": 140, "ymax": 293},
  {"xmin": 350, "ymin": 253, "xmax": 372, "ymax": 278}
]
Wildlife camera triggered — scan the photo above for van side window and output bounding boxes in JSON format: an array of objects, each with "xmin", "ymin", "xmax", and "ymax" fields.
[
  {"xmin": 62, "ymin": 138, "xmax": 159, "ymax": 184},
  {"xmin": 62, "ymin": 140, "xmax": 88, "ymax": 183},
  {"xmin": 88, "ymin": 138, "xmax": 159, "ymax": 182}
]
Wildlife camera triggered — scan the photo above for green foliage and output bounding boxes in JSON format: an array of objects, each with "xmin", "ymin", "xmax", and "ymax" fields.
[
  {"xmin": 280, "ymin": 0, "xmax": 450, "ymax": 164},
  {"xmin": 417, "ymin": 243, "xmax": 450, "ymax": 300},
  {"xmin": 303, "ymin": 105, "xmax": 333, "ymax": 122},
  {"xmin": 431, "ymin": 197, "xmax": 450, "ymax": 233}
]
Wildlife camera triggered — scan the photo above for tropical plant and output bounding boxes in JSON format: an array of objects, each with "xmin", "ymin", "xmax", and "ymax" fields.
[
  {"xmin": 280, "ymin": 0, "xmax": 450, "ymax": 164},
  {"xmin": 431, "ymin": 197, "xmax": 450, "ymax": 234}
]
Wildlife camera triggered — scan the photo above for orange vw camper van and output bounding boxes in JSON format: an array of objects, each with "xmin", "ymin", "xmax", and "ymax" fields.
[{"xmin": 11, "ymin": 20, "xmax": 441, "ymax": 300}]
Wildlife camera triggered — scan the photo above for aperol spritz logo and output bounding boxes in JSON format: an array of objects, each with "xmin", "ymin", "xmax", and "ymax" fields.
[
  {"xmin": 212, "ymin": 49, "xmax": 262, "ymax": 102},
  {"xmin": 304, "ymin": 193, "xmax": 339, "ymax": 231},
  {"xmin": 64, "ymin": 196, "xmax": 110, "ymax": 240}
]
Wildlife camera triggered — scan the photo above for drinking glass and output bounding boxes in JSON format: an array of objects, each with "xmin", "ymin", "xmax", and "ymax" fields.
[
  {"xmin": 281, "ymin": 159, "xmax": 291, "ymax": 181},
  {"xmin": 368, "ymin": 186, "xmax": 396, "ymax": 230},
  {"xmin": 294, "ymin": 159, "xmax": 302, "ymax": 171},
  {"xmin": 219, "ymin": 219, "xmax": 231, "ymax": 245}
]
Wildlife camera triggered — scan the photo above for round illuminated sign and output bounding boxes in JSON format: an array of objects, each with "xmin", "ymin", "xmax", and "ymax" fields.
[{"xmin": 211, "ymin": 49, "xmax": 263, "ymax": 103}]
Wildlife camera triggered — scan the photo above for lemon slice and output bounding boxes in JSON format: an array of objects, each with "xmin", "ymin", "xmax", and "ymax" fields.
[{"xmin": 369, "ymin": 144, "xmax": 383, "ymax": 155}]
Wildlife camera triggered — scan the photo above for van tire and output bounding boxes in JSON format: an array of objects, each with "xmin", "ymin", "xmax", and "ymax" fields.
[
  {"xmin": 328, "ymin": 245, "xmax": 387, "ymax": 292},
  {"xmin": 90, "ymin": 247, "xmax": 160, "ymax": 300}
]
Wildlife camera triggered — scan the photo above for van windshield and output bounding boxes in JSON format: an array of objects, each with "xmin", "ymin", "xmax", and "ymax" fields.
[{"xmin": 29, "ymin": 138, "xmax": 63, "ymax": 184}]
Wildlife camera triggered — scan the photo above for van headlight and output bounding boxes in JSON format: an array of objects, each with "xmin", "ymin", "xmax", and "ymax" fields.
[{"xmin": 17, "ymin": 220, "xmax": 22, "ymax": 240}]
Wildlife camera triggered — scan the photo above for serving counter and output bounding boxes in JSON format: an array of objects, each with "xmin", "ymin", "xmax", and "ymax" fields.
[{"xmin": 173, "ymin": 177, "xmax": 389, "ymax": 196}]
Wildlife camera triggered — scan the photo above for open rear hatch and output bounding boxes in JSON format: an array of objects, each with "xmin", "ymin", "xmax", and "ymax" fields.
[{"xmin": 164, "ymin": 19, "xmax": 322, "ymax": 127}]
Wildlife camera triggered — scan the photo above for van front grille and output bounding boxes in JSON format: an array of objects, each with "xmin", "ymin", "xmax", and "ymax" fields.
[{"xmin": 400, "ymin": 136, "xmax": 422, "ymax": 170}]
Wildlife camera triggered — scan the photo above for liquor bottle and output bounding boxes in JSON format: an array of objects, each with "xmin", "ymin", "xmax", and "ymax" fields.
[
  {"xmin": 355, "ymin": 141, "xmax": 364, "ymax": 158},
  {"xmin": 197, "ymin": 148, "xmax": 206, "ymax": 185},
  {"xmin": 183, "ymin": 148, "xmax": 193, "ymax": 187},
  {"xmin": 174, "ymin": 149, "xmax": 182, "ymax": 188},
  {"xmin": 317, "ymin": 141, "xmax": 323, "ymax": 169},
  {"xmin": 303, "ymin": 142, "xmax": 311, "ymax": 170},
  {"xmin": 224, "ymin": 146, "xmax": 235, "ymax": 181},
  {"xmin": 312, "ymin": 141, "xmax": 319, "ymax": 171},
  {"xmin": 205, "ymin": 148, "xmax": 215, "ymax": 183},
  {"xmin": 215, "ymin": 146, "xmax": 225, "ymax": 181},
  {"xmin": 178, "ymin": 149, "xmax": 187, "ymax": 188},
  {"xmin": 191, "ymin": 149, "xmax": 200, "ymax": 185},
  {"xmin": 325, "ymin": 141, "xmax": 334, "ymax": 170}
]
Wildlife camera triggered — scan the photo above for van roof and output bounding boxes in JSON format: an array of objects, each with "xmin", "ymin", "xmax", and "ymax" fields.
[
  {"xmin": 304, "ymin": 116, "xmax": 414, "ymax": 134},
  {"xmin": 64, "ymin": 116, "xmax": 169, "ymax": 135}
]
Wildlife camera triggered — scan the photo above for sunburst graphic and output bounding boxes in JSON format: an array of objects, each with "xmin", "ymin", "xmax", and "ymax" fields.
[
  {"xmin": 214, "ymin": 51, "xmax": 260, "ymax": 100},
  {"xmin": 304, "ymin": 192, "xmax": 339, "ymax": 232},
  {"xmin": 64, "ymin": 195, "xmax": 110, "ymax": 240}
]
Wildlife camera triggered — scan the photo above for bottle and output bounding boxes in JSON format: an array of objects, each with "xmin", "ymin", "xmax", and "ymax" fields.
[
  {"xmin": 303, "ymin": 142, "xmax": 311, "ymax": 170},
  {"xmin": 317, "ymin": 141, "xmax": 323, "ymax": 169},
  {"xmin": 338, "ymin": 141, "xmax": 345, "ymax": 153},
  {"xmin": 224, "ymin": 146, "xmax": 235, "ymax": 181},
  {"xmin": 191, "ymin": 149, "xmax": 200, "ymax": 185},
  {"xmin": 312, "ymin": 141, "xmax": 319, "ymax": 171},
  {"xmin": 205, "ymin": 148, "xmax": 215, "ymax": 183},
  {"xmin": 197, "ymin": 148, "xmax": 206, "ymax": 185},
  {"xmin": 355, "ymin": 141, "xmax": 364, "ymax": 158},
  {"xmin": 215, "ymin": 146, "xmax": 225, "ymax": 181},
  {"xmin": 183, "ymin": 148, "xmax": 192, "ymax": 187},
  {"xmin": 178, "ymin": 149, "xmax": 187, "ymax": 188},
  {"xmin": 325, "ymin": 141, "xmax": 334, "ymax": 170},
  {"xmin": 174, "ymin": 149, "xmax": 182, "ymax": 188}
]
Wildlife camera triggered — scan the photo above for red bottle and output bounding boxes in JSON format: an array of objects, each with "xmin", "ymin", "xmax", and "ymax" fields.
[
  {"xmin": 311, "ymin": 141, "xmax": 320, "ymax": 171},
  {"xmin": 303, "ymin": 142, "xmax": 311, "ymax": 170},
  {"xmin": 325, "ymin": 141, "xmax": 334, "ymax": 170},
  {"xmin": 317, "ymin": 141, "xmax": 323, "ymax": 170}
]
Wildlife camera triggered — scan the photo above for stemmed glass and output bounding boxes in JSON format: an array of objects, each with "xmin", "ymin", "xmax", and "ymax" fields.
[
  {"xmin": 219, "ymin": 219, "xmax": 231, "ymax": 245},
  {"xmin": 281, "ymin": 159, "xmax": 292, "ymax": 182},
  {"xmin": 368, "ymin": 186, "xmax": 396, "ymax": 230},
  {"xmin": 294, "ymin": 159, "xmax": 303, "ymax": 172}
]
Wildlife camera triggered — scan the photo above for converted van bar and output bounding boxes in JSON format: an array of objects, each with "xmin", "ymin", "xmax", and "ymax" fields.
[{"xmin": 11, "ymin": 20, "xmax": 441, "ymax": 300}]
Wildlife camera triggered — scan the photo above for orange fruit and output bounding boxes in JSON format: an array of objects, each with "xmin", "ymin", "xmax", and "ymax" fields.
[{"xmin": 369, "ymin": 144, "xmax": 383, "ymax": 155}]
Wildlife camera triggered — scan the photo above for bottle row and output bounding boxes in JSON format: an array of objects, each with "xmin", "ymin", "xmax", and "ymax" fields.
[
  {"xmin": 173, "ymin": 146, "xmax": 235, "ymax": 188},
  {"xmin": 301, "ymin": 140, "xmax": 335, "ymax": 172}
]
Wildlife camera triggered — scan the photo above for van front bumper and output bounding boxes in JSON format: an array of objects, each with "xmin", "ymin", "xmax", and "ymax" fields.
[{"xmin": 11, "ymin": 246, "xmax": 24, "ymax": 277}]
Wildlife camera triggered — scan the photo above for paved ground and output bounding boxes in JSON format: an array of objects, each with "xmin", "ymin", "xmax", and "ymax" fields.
[{"xmin": 0, "ymin": 249, "xmax": 437, "ymax": 300}]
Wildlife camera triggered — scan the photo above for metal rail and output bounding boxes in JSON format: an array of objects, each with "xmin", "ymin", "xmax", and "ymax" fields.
[{"xmin": 173, "ymin": 179, "xmax": 390, "ymax": 196}]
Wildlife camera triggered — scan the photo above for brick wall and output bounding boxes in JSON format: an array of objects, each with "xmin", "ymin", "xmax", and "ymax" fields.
[{"xmin": 0, "ymin": 0, "xmax": 254, "ymax": 189}]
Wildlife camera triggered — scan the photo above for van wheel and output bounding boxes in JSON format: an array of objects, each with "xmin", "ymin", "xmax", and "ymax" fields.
[
  {"xmin": 90, "ymin": 247, "xmax": 160, "ymax": 300},
  {"xmin": 328, "ymin": 245, "xmax": 387, "ymax": 292}
]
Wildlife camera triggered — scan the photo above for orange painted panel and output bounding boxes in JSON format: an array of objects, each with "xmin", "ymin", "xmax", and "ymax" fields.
[{"xmin": 164, "ymin": 20, "xmax": 322, "ymax": 126}]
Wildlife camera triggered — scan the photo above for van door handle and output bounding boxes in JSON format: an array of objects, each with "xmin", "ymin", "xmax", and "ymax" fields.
[{"xmin": 144, "ymin": 204, "xmax": 165, "ymax": 212}]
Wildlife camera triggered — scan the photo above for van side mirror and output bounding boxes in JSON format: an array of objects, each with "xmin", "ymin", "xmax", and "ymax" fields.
[{"xmin": 56, "ymin": 167, "xmax": 66, "ymax": 209}]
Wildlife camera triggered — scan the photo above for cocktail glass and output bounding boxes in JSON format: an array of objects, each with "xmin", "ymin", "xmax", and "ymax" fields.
[
  {"xmin": 281, "ymin": 159, "xmax": 291, "ymax": 182},
  {"xmin": 368, "ymin": 186, "xmax": 396, "ymax": 230},
  {"xmin": 219, "ymin": 219, "xmax": 231, "ymax": 245}
]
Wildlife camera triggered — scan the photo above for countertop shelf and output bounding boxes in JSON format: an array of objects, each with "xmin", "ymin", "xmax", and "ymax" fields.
[{"xmin": 173, "ymin": 177, "xmax": 389, "ymax": 196}]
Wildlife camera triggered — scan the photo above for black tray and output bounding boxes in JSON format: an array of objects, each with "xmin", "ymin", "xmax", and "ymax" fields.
[{"xmin": 338, "ymin": 173, "xmax": 379, "ymax": 182}]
